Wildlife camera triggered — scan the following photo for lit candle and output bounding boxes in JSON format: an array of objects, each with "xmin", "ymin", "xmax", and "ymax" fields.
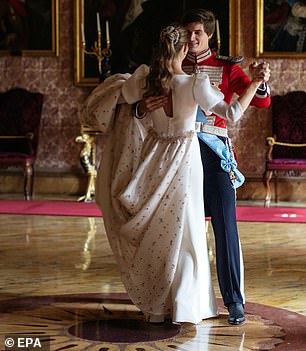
[
  {"xmin": 216, "ymin": 19, "xmax": 220, "ymax": 43},
  {"xmin": 106, "ymin": 20, "xmax": 110, "ymax": 42},
  {"xmin": 96, "ymin": 12, "xmax": 101, "ymax": 33},
  {"xmin": 81, "ymin": 23, "xmax": 85, "ymax": 44}
]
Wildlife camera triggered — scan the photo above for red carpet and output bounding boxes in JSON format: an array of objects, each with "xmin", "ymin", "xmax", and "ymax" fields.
[
  {"xmin": 235, "ymin": 206, "xmax": 306, "ymax": 223},
  {"xmin": 0, "ymin": 200, "xmax": 102, "ymax": 217},
  {"xmin": 0, "ymin": 200, "xmax": 305, "ymax": 223}
]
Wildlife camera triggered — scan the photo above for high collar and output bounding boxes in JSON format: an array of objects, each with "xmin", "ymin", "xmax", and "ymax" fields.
[{"xmin": 186, "ymin": 48, "xmax": 212, "ymax": 64}]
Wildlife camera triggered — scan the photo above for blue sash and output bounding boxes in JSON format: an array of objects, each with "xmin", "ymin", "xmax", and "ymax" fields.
[{"xmin": 196, "ymin": 107, "xmax": 245, "ymax": 189}]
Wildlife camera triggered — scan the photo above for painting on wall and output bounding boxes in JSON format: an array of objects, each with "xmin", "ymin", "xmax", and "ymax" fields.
[
  {"xmin": 0, "ymin": 0, "xmax": 59, "ymax": 56},
  {"xmin": 74, "ymin": 0, "xmax": 240, "ymax": 86},
  {"xmin": 256, "ymin": 0, "xmax": 306, "ymax": 58}
]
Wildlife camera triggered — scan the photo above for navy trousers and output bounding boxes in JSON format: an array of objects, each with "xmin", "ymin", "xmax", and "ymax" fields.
[{"xmin": 199, "ymin": 137, "xmax": 244, "ymax": 306}]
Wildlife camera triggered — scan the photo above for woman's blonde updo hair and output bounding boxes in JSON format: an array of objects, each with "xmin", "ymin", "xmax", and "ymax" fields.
[
  {"xmin": 144, "ymin": 24, "xmax": 188, "ymax": 97},
  {"xmin": 160, "ymin": 25, "xmax": 180, "ymax": 45}
]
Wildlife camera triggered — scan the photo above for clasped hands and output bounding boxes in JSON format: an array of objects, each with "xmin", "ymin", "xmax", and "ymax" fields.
[{"xmin": 249, "ymin": 61, "xmax": 271, "ymax": 84}]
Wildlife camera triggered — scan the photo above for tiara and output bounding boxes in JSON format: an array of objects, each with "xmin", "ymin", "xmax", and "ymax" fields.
[{"xmin": 160, "ymin": 26, "xmax": 180, "ymax": 45}]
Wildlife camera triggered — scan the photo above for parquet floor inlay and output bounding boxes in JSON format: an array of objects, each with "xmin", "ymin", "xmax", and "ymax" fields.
[
  {"xmin": 0, "ymin": 294, "xmax": 289, "ymax": 350},
  {"xmin": 0, "ymin": 200, "xmax": 306, "ymax": 350}
]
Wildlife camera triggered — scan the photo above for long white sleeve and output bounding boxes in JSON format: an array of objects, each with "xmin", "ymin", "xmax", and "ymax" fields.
[
  {"xmin": 193, "ymin": 73, "xmax": 243, "ymax": 122},
  {"xmin": 210, "ymin": 100, "xmax": 243, "ymax": 122}
]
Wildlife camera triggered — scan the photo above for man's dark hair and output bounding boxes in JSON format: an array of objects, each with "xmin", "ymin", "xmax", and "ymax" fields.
[{"xmin": 181, "ymin": 8, "xmax": 215, "ymax": 36}]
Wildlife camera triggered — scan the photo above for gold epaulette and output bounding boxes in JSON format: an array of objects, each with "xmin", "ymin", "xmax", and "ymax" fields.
[{"xmin": 215, "ymin": 54, "xmax": 244, "ymax": 64}]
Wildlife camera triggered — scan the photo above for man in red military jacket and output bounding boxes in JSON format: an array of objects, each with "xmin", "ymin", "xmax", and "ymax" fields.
[{"xmin": 181, "ymin": 8, "xmax": 271, "ymax": 325}]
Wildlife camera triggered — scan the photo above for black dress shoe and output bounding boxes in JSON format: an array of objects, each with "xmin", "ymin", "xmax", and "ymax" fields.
[{"xmin": 227, "ymin": 303, "xmax": 245, "ymax": 325}]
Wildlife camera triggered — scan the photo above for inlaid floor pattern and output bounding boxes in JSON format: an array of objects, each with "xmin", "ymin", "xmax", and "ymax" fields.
[{"xmin": 0, "ymin": 201, "xmax": 306, "ymax": 350}]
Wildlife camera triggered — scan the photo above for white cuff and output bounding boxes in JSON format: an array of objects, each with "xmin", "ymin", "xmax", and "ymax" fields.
[{"xmin": 135, "ymin": 102, "xmax": 147, "ymax": 119}]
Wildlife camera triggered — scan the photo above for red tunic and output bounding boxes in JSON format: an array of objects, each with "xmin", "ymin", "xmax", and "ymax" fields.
[{"xmin": 183, "ymin": 49, "xmax": 271, "ymax": 137}]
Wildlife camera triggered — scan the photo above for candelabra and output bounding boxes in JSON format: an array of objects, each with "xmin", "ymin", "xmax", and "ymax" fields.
[
  {"xmin": 216, "ymin": 19, "xmax": 221, "ymax": 55},
  {"xmin": 81, "ymin": 16, "xmax": 112, "ymax": 81}
]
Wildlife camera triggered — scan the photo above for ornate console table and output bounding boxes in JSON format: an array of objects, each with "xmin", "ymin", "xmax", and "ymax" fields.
[{"xmin": 75, "ymin": 125, "xmax": 102, "ymax": 202}]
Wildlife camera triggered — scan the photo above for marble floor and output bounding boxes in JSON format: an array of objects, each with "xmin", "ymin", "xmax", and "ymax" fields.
[{"xmin": 0, "ymin": 198, "xmax": 306, "ymax": 350}]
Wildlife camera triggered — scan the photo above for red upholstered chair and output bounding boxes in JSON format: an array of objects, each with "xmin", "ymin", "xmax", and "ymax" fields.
[
  {"xmin": 0, "ymin": 88, "xmax": 43, "ymax": 200},
  {"xmin": 264, "ymin": 91, "xmax": 306, "ymax": 207}
]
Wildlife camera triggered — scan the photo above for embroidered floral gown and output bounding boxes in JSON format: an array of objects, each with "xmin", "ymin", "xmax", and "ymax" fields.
[{"xmin": 94, "ymin": 65, "xmax": 243, "ymax": 324}]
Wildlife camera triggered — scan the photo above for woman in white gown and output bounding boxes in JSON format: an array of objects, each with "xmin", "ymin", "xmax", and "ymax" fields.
[{"xmin": 93, "ymin": 24, "xmax": 262, "ymax": 325}]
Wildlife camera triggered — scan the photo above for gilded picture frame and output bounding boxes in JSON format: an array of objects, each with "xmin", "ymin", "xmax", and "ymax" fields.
[
  {"xmin": 256, "ymin": 0, "xmax": 306, "ymax": 58},
  {"xmin": 0, "ymin": 0, "xmax": 59, "ymax": 56},
  {"xmin": 74, "ymin": 0, "xmax": 240, "ymax": 87}
]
